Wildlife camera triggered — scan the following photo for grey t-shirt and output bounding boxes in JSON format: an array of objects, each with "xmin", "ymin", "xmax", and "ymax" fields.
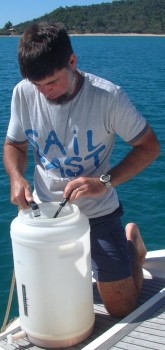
[{"xmin": 7, "ymin": 71, "xmax": 147, "ymax": 218}]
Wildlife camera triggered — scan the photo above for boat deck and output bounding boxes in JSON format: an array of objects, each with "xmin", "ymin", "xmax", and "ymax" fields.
[{"xmin": 0, "ymin": 274, "xmax": 165, "ymax": 350}]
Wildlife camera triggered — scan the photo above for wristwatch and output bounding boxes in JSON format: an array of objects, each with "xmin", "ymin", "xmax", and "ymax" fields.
[{"xmin": 100, "ymin": 174, "xmax": 112, "ymax": 189}]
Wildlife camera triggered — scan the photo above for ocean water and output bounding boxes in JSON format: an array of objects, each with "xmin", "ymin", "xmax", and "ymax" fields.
[{"xmin": 0, "ymin": 35, "xmax": 164, "ymax": 326}]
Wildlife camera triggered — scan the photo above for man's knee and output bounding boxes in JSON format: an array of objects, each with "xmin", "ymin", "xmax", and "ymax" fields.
[
  {"xmin": 97, "ymin": 276, "xmax": 138, "ymax": 318},
  {"xmin": 104, "ymin": 295, "xmax": 138, "ymax": 318}
]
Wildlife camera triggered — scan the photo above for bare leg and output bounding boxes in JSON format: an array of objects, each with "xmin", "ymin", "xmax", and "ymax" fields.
[
  {"xmin": 125, "ymin": 222, "xmax": 147, "ymax": 293},
  {"xmin": 125, "ymin": 222, "xmax": 147, "ymax": 265},
  {"xmin": 97, "ymin": 223, "xmax": 147, "ymax": 318}
]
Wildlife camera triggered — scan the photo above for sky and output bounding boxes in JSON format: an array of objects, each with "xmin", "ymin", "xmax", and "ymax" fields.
[{"xmin": 0, "ymin": 0, "xmax": 112, "ymax": 29}]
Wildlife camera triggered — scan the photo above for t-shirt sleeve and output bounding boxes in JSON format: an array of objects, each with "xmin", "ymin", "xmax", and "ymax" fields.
[
  {"xmin": 6, "ymin": 86, "xmax": 28, "ymax": 142},
  {"xmin": 107, "ymin": 87, "xmax": 148, "ymax": 144}
]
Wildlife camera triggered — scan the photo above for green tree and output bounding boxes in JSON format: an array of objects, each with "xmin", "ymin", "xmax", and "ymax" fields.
[
  {"xmin": 1, "ymin": 0, "xmax": 165, "ymax": 35},
  {"xmin": 4, "ymin": 21, "xmax": 13, "ymax": 29}
]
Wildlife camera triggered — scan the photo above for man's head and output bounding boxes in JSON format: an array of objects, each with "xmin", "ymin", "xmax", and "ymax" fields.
[{"xmin": 18, "ymin": 21, "xmax": 74, "ymax": 81}]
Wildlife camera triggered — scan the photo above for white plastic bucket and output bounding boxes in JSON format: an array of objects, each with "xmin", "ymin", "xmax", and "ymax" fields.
[{"xmin": 10, "ymin": 202, "xmax": 95, "ymax": 348}]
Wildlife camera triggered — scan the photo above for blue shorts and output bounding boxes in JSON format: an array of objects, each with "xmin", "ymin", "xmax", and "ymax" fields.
[{"xmin": 89, "ymin": 205, "xmax": 132, "ymax": 282}]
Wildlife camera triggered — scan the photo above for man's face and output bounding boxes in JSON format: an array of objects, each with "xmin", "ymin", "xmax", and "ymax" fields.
[{"xmin": 31, "ymin": 54, "xmax": 77, "ymax": 102}]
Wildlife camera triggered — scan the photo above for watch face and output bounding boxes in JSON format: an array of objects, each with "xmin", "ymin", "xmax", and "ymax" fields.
[
  {"xmin": 101, "ymin": 174, "xmax": 111, "ymax": 183},
  {"xmin": 100, "ymin": 174, "xmax": 112, "ymax": 189}
]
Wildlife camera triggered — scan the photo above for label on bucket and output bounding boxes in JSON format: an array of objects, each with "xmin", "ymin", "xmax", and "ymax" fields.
[{"xmin": 22, "ymin": 284, "xmax": 28, "ymax": 316}]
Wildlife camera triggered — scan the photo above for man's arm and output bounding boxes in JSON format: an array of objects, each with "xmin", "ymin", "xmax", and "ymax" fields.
[
  {"xmin": 64, "ymin": 127, "xmax": 160, "ymax": 200},
  {"xmin": 109, "ymin": 126, "xmax": 160, "ymax": 187},
  {"xmin": 3, "ymin": 139, "xmax": 33, "ymax": 208}
]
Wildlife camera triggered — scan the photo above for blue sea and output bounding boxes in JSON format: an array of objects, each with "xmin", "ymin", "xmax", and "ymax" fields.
[{"xmin": 0, "ymin": 35, "xmax": 164, "ymax": 327}]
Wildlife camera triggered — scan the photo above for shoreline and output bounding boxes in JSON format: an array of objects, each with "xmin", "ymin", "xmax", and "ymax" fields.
[
  {"xmin": 70, "ymin": 33, "xmax": 165, "ymax": 37},
  {"xmin": 1, "ymin": 33, "xmax": 165, "ymax": 37}
]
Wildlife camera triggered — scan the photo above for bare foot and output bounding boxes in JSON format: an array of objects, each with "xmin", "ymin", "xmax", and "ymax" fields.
[{"xmin": 125, "ymin": 223, "xmax": 147, "ymax": 265}]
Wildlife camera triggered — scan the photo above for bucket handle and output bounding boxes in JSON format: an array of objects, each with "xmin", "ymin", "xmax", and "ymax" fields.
[{"xmin": 59, "ymin": 241, "xmax": 84, "ymax": 257}]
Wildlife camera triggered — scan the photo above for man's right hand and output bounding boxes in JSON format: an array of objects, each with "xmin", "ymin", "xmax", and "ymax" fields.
[
  {"xmin": 10, "ymin": 174, "xmax": 33, "ymax": 208},
  {"xmin": 3, "ymin": 140, "xmax": 33, "ymax": 209}
]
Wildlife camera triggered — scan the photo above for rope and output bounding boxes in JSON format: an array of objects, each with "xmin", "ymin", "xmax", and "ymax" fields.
[{"xmin": 1, "ymin": 270, "xmax": 16, "ymax": 333}]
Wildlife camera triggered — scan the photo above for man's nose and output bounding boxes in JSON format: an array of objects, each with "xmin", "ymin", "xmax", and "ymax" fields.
[{"xmin": 37, "ymin": 84, "xmax": 51, "ymax": 95}]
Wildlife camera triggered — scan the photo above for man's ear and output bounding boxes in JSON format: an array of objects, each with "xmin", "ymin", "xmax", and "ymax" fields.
[{"xmin": 68, "ymin": 53, "xmax": 77, "ymax": 71}]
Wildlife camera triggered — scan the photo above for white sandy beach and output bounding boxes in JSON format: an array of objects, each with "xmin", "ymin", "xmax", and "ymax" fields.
[{"xmin": 70, "ymin": 33, "xmax": 165, "ymax": 37}]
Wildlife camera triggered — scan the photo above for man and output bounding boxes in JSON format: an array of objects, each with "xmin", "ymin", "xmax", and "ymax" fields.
[{"xmin": 3, "ymin": 22, "xmax": 160, "ymax": 318}]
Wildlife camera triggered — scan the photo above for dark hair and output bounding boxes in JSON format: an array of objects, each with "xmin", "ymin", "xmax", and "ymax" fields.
[{"xmin": 18, "ymin": 22, "xmax": 74, "ymax": 81}]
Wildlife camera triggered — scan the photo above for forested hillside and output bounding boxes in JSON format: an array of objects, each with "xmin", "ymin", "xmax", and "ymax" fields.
[{"xmin": 1, "ymin": 0, "xmax": 165, "ymax": 35}]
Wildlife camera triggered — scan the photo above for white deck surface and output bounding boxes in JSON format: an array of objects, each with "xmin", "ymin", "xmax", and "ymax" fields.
[{"xmin": 0, "ymin": 250, "xmax": 165, "ymax": 350}]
